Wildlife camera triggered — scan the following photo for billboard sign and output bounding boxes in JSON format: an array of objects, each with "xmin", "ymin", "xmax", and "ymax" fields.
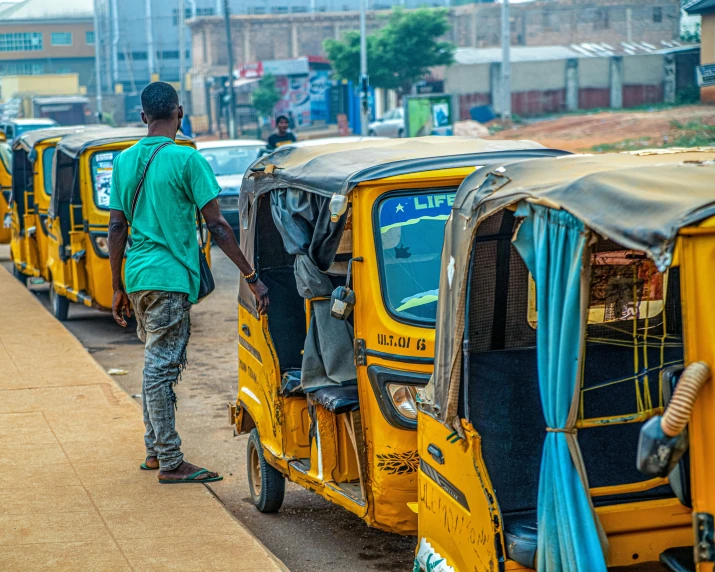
[{"xmin": 404, "ymin": 95, "xmax": 453, "ymax": 138}]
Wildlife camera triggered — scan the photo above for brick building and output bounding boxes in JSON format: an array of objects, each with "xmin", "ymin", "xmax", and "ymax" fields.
[
  {"xmin": 188, "ymin": 0, "xmax": 681, "ymax": 118},
  {"xmin": 0, "ymin": 0, "xmax": 95, "ymax": 90}
]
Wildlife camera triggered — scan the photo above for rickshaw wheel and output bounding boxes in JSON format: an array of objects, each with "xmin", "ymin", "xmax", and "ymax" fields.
[
  {"xmin": 48, "ymin": 281, "xmax": 69, "ymax": 322},
  {"xmin": 12, "ymin": 265, "xmax": 28, "ymax": 286},
  {"xmin": 247, "ymin": 429, "xmax": 285, "ymax": 513}
]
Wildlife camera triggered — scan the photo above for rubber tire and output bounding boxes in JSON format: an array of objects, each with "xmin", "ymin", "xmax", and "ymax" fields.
[
  {"xmin": 247, "ymin": 429, "xmax": 285, "ymax": 513},
  {"xmin": 12, "ymin": 265, "xmax": 28, "ymax": 286},
  {"xmin": 398, "ymin": 128, "xmax": 404, "ymax": 138},
  {"xmin": 49, "ymin": 282, "xmax": 70, "ymax": 322},
  {"xmin": 368, "ymin": 130, "xmax": 376, "ymax": 137}
]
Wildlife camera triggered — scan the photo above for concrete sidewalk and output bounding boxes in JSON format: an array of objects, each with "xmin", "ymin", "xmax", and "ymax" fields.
[{"xmin": 0, "ymin": 266, "xmax": 287, "ymax": 572}]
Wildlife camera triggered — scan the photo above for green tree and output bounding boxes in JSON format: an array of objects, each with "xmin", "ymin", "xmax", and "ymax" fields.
[
  {"xmin": 252, "ymin": 74, "xmax": 282, "ymax": 119},
  {"xmin": 324, "ymin": 8, "xmax": 455, "ymax": 96}
]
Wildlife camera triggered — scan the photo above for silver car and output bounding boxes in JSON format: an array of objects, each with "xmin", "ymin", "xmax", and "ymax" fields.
[{"xmin": 368, "ymin": 108, "xmax": 404, "ymax": 138}]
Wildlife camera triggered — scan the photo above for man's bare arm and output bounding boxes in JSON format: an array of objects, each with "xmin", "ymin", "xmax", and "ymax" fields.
[
  {"xmin": 201, "ymin": 198, "xmax": 269, "ymax": 314},
  {"xmin": 108, "ymin": 209, "xmax": 131, "ymax": 326}
]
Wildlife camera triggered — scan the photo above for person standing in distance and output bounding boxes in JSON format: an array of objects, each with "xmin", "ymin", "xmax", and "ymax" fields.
[
  {"xmin": 107, "ymin": 82, "xmax": 269, "ymax": 484},
  {"xmin": 266, "ymin": 114, "xmax": 296, "ymax": 150}
]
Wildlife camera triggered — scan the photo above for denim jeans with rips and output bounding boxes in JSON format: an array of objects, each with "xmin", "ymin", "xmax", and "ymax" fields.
[{"xmin": 128, "ymin": 290, "xmax": 191, "ymax": 471}]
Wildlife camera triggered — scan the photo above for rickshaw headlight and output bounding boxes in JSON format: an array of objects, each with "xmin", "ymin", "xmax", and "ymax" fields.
[
  {"xmin": 92, "ymin": 234, "xmax": 109, "ymax": 256},
  {"xmin": 387, "ymin": 384, "xmax": 418, "ymax": 421}
]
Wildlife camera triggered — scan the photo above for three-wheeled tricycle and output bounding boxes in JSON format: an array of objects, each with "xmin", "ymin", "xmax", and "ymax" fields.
[
  {"xmin": 416, "ymin": 149, "xmax": 715, "ymax": 571},
  {"xmin": 230, "ymin": 137, "xmax": 567, "ymax": 534},
  {"xmin": 45, "ymin": 127, "xmax": 197, "ymax": 320},
  {"xmin": 9, "ymin": 127, "xmax": 92, "ymax": 284},
  {"xmin": 0, "ymin": 138, "xmax": 12, "ymax": 245}
]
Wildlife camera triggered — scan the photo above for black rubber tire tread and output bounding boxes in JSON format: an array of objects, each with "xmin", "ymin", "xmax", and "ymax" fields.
[
  {"xmin": 13, "ymin": 265, "xmax": 28, "ymax": 286},
  {"xmin": 50, "ymin": 282, "xmax": 70, "ymax": 322},
  {"xmin": 247, "ymin": 428, "xmax": 285, "ymax": 513}
]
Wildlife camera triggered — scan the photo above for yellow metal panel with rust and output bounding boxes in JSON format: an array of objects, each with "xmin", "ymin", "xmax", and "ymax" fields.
[
  {"xmin": 680, "ymin": 230, "xmax": 715, "ymax": 572},
  {"xmin": 0, "ymin": 146, "xmax": 10, "ymax": 244}
]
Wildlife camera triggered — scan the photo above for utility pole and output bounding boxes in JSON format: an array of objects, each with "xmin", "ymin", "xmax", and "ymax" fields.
[
  {"xmin": 500, "ymin": 0, "xmax": 511, "ymax": 121},
  {"xmin": 146, "ymin": 0, "xmax": 156, "ymax": 82},
  {"xmin": 178, "ymin": 0, "xmax": 187, "ymax": 109},
  {"xmin": 223, "ymin": 0, "xmax": 237, "ymax": 139},
  {"xmin": 359, "ymin": 0, "xmax": 368, "ymax": 135},
  {"xmin": 92, "ymin": 0, "xmax": 103, "ymax": 118}
]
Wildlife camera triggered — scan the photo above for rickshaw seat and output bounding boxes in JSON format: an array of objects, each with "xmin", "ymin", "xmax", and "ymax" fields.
[
  {"xmin": 502, "ymin": 513, "xmax": 538, "ymax": 568},
  {"xmin": 308, "ymin": 385, "xmax": 360, "ymax": 415},
  {"xmin": 280, "ymin": 370, "xmax": 305, "ymax": 397}
]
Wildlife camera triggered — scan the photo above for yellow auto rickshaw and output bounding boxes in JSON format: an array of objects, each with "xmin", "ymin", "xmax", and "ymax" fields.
[
  {"xmin": 0, "ymin": 138, "xmax": 12, "ymax": 244},
  {"xmin": 416, "ymin": 149, "xmax": 715, "ymax": 571},
  {"xmin": 230, "ymin": 138, "xmax": 567, "ymax": 534},
  {"xmin": 8, "ymin": 127, "xmax": 92, "ymax": 283},
  {"xmin": 46, "ymin": 128, "xmax": 197, "ymax": 320}
]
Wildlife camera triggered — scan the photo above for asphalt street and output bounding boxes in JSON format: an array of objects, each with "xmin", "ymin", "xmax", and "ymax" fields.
[{"xmin": 1, "ymin": 246, "xmax": 416, "ymax": 572}]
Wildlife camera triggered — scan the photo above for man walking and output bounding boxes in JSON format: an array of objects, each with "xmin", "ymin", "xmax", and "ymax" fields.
[
  {"xmin": 108, "ymin": 82, "xmax": 269, "ymax": 484},
  {"xmin": 266, "ymin": 115, "xmax": 297, "ymax": 150}
]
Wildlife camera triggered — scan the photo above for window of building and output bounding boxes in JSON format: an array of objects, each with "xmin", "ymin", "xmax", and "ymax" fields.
[
  {"xmin": 292, "ymin": 6, "xmax": 308, "ymax": 12},
  {"xmin": 172, "ymin": 6, "xmax": 214, "ymax": 25},
  {"xmin": 593, "ymin": 8, "xmax": 609, "ymax": 30},
  {"xmin": 248, "ymin": 6, "xmax": 266, "ymax": 13},
  {"xmin": 0, "ymin": 62, "xmax": 44, "ymax": 75},
  {"xmin": 653, "ymin": 7, "xmax": 663, "ymax": 23},
  {"xmin": 271, "ymin": 6, "xmax": 289, "ymax": 13},
  {"xmin": 0, "ymin": 32, "xmax": 43, "ymax": 52},
  {"xmin": 86, "ymin": 31, "xmax": 95, "ymax": 45},
  {"xmin": 51, "ymin": 32, "xmax": 73, "ymax": 46}
]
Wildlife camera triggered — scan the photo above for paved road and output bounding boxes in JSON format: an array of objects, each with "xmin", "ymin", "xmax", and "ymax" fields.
[{"xmin": 1, "ymin": 246, "xmax": 415, "ymax": 572}]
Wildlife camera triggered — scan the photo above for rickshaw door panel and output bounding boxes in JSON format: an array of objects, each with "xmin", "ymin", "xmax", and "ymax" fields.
[{"xmin": 680, "ymin": 233, "xmax": 715, "ymax": 571}]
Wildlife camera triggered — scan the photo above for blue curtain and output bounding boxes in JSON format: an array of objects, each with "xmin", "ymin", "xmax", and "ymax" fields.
[{"xmin": 513, "ymin": 203, "xmax": 607, "ymax": 572}]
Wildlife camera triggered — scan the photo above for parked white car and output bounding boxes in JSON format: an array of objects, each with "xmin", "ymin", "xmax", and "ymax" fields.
[
  {"xmin": 368, "ymin": 108, "xmax": 404, "ymax": 138},
  {"xmin": 197, "ymin": 139, "xmax": 266, "ymax": 236}
]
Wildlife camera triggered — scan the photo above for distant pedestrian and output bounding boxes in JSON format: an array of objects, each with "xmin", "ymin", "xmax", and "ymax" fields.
[
  {"xmin": 287, "ymin": 110, "xmax": 296, "ymax": 131},
  {"xmin": 107, "ymin": 82, "xmax": 269, "ymax": 484},
  {"xmin": 266, "ymin": 115, "xmax": 296, "ymax": 150},
  {"xmin": 180, "ymin": 113, "xmax": 193, "ymax": 138}
]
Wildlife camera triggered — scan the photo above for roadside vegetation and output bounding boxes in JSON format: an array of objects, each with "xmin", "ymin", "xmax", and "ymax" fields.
[{"xmin": 591, "ymin": 119, "xmax": 715, "ymax": 152}]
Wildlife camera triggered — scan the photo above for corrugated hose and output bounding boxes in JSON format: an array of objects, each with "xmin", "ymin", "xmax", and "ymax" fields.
[{"xmin": 661, "ymin": 361, "xmax": 710, "ymax": 437}]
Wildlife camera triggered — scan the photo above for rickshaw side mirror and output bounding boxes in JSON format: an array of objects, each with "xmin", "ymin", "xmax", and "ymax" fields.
[
  {"xmin": 636, "ymin": 362, "xmax": 710, "ymax": 478},
  {"xmin": 330, "ymin": 256, "xmax": 362, "ymax": 321}
]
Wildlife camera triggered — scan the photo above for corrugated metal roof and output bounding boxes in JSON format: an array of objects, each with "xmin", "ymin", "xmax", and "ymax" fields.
[
  {"xmin": 454, "ymin": 41, "xmax": 698, "ymax": 65},
  {"xmin": 683, "ymin": 0, "xmax": 715, "ymax": 14},
  {"xmin": 0, "ymin": 0, "xmax": 93, "ymax": 21}
]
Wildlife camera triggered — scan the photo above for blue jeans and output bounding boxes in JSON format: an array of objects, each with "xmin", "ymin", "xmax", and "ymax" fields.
[{"xmin": 129, "ymin": 291, "xmax": 191, "ymax": 471}]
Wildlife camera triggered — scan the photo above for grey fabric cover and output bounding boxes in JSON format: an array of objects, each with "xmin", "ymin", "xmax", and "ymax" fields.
[
  {"xmin": 57, "ymin": 127, "xmax": 192, "ymax": 159},
  {"xmin": 244, "ymin": 137, "xmax": 550, "ymax": 200},
  {"xmin": 424, "ymin": 148, "xmax": 715, "ymax": 428},
  {"xmin": 13, "ymin": 126, "xmax": 99, "ymax": 154},
  {"xmin": 270, "ymin": 189, "xmax": 347, "ymax": 272},
  {"xmin": 295, "ymin": 254, "xmax": 357, "ymax": 392}
]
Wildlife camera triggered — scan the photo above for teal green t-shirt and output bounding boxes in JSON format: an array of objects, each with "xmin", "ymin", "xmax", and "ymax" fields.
[{"xmin": 109, "ymin": 137, "xmax": 220, "ymax": 303}]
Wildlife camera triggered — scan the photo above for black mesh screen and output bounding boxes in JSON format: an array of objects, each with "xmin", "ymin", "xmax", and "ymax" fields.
[{"xmin": 467, "ymin": 210, "xmax": 535, "ymax": 353}]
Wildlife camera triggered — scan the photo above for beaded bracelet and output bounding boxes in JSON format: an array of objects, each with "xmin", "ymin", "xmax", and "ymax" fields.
[{"xmin": 244, "ymin": 269, "xmax": 259, "ymax": 284}]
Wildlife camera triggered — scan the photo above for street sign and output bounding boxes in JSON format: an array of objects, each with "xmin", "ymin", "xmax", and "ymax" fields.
[{"xmin": 696, "ymin": 64, "xmax": 715, "ymax": 88}]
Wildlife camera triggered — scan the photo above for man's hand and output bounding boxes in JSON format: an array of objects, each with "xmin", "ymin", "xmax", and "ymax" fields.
[
  {"xmin": 249, "ymin": 279, "xmax": 270, "ymax": 316},
  {"xmin": 112, "ymin": 289, "xmax": 131, "ymax": 327}
]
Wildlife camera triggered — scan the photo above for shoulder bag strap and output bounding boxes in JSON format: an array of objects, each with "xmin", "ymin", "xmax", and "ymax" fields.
[{"xmin": 130, "ymin": 141, "xmax": 173, "ymax": 219}]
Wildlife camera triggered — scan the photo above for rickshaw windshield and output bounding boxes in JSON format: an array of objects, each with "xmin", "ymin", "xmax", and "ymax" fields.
[
  {"xmin": 375, "ymin": 189, "xmax": 455, "ymax": 324},
  {"xmin": 42, "ymin": 147, "xmax": 55, "ymax": 195},
  {"xmin": 0, "ymin": 142, "xmax": 11, "ymax": 173},
  {"xmin": 90, "ymin": 150, "xmax": 120, "ymax": 209}
]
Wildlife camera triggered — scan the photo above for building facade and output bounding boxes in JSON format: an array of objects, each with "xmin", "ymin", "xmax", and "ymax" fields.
[
  {"xmin": 188, "ymin": 0, "xmax": 682, "ymax": 118},
  {"xmin": 684, "ymin": 0, "xmax": 715, "ymax": 102},
  {"xmin": 0, "ymin": 0, "xmax": 95, "ymax": 92}
]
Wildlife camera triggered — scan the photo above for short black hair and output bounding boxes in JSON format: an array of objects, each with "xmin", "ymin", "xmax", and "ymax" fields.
[
  {"xmin": 276, "ymin": 115, "xmax": 289, "ymax": 124},
  {"xmin": 141, "ymin": 82, "xmax": 179, "ymax": 121}
]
